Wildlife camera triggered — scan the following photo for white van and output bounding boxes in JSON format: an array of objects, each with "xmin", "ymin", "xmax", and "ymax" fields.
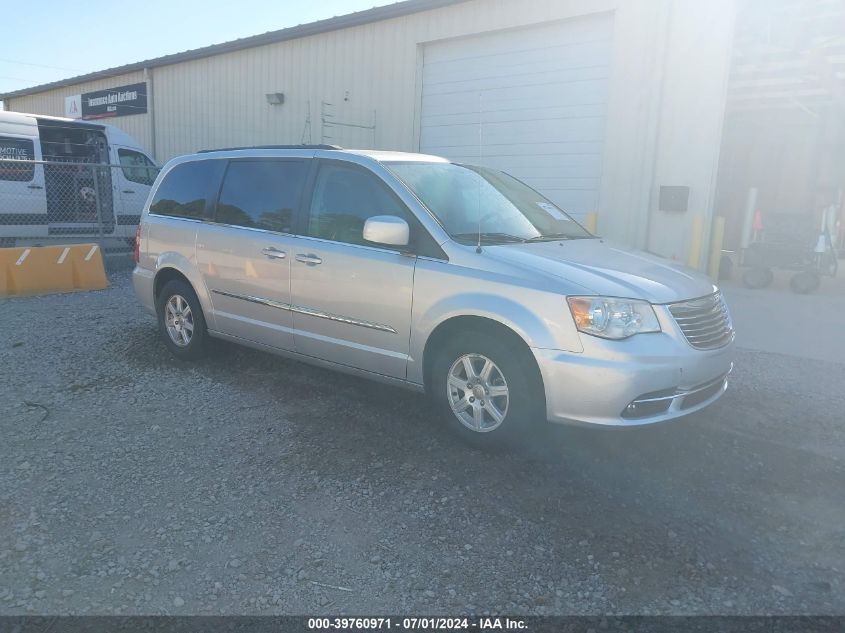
[{"xmin": 0, "ymin": 111, "xmax": 157, "ymax": 246}]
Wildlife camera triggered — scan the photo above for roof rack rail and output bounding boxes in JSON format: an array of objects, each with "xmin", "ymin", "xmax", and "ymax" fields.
[{"xmin": 198, "ymin": 144, "xmax": 342, "ymax": 153}]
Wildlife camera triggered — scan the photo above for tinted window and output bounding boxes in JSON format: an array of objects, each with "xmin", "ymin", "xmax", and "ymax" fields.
[
  {"xmin": 307, "ymin": 162, "xmax": 409, "ymax": 246},
  {"xmin": 118, "ymin": 148, "xmax": 159, "ymax": 186},
  {"xmin": 0, "ymin": 137, "xmax": 35, "ymax": 182},
  {"xmin": 149, "ymin": 160, "xmax": 224, "ymax": 219},
  {"xmin": 215, "ymin": 160, "xmax": 306, "ymax": 233}
]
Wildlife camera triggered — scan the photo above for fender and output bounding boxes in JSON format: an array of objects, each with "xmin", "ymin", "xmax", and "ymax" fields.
[
  {"xmin": 407, "ymin": 291, "xmax": 583, "ymax": 386},
  {"xmin": 153, "ymin": 251, "xmax": 216, "ymax": 330}
]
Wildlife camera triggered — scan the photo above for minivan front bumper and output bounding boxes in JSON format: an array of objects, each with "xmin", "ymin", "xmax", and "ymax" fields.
[{"xmin": 532, "ymin": 331, "xmax": 734, "ymax": 427}]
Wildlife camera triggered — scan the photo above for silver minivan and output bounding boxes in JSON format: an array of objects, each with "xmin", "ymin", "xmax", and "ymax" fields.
[{"xmin": 133, "ymin": 146, "xmax": 734, "ymax": 445}]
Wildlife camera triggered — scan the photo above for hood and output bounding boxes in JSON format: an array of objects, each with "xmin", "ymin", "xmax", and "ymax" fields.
[{"xmin": 483, "ymin": 239, "xmax": 717, "ymax": 303}]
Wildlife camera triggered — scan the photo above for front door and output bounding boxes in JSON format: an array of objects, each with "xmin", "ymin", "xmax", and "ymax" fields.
[
  {"xmin": 290, "ymin": 160, "xmax": 416, "ymax": 379},
  {"xmin": 197, "ymin": 158, "xmax": 308, "ymax": 350},
  {"xmin": 115, "ymin": 146, "xmax": 158, "ymax": 237}
]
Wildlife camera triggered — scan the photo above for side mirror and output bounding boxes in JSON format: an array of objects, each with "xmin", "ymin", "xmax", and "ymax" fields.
[{"xmin": 363, "ymin": 215, "xmax": 410, "ymax": 247}]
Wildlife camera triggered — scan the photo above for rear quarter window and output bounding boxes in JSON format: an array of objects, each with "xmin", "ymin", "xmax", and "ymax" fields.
[{"xmin": 149, "ymin": 159, "xmax": 224, "ymax": 220}]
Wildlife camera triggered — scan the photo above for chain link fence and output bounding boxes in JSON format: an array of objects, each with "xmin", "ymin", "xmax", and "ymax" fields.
[{"xmin": 0, "ymin": 158, "xmax": 159, "ymax": 262}]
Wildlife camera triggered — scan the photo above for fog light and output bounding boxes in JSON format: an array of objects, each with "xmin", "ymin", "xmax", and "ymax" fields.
[{"xmin": 621, "ymin": 390, "xmax": 675, "ymax": 419}]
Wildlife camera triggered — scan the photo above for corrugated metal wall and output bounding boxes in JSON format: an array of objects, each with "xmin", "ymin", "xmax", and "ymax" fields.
[
  {"xmin": 7, "ymin": 0, "xmax": 618, "ymax": 162},
  {"xmin": 4, "ymin": 0, "xmax": 737, "ymax": 258},
  {"xmin": 9, "ymin": 70, "xmax": 152, "ymax": 152}
]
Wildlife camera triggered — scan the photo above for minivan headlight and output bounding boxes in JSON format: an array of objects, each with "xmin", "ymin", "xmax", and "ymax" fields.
[{"xmin": 567, "ymin": 296, "xmax": 660, "ymax": 339}]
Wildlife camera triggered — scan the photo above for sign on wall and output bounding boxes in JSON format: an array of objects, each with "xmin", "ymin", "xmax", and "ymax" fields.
[
  {"xmin": 64, "ymin": 94, "xmax": 82, "ymax": 119},
  {"xmin": 65, "ymin": 82, "xmax": 148, "ymax": 120}
]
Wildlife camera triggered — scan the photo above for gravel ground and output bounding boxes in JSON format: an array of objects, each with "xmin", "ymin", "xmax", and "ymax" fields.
[{"xmin": 1, "ymin": 271, "xmax": 843, "ymax": 615}]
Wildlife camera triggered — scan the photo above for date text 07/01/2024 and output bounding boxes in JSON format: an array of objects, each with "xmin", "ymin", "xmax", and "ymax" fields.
[{"xmin": 306, "ymin": 617, "xmax": 528, "ymax": 630}]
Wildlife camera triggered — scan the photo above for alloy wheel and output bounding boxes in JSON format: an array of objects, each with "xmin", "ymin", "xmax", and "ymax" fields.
[
  {"xmin": 164, "ymin": 294, "xmax": 194, "ymax": 347},
  {"xmin": 446, "ymin": 353, "xmax": 509, "ymax": 432}
]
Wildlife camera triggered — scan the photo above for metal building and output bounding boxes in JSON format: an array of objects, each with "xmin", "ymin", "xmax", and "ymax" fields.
[{"xmin": 0, "ymin": 0, "xmax": 751, "ymax": 265}]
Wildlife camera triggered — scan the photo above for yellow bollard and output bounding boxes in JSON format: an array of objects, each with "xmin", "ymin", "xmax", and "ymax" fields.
[
  {"xmin": 707, "ymin": 216, "xmax": 726, "ymax": 280},
  {"xmin": 584, "ymin": 211, "xmax": 598, "ymax": 234},
  {"xmin": 687, "ymin": 215, "xmax": 705, "ymax": 270}
]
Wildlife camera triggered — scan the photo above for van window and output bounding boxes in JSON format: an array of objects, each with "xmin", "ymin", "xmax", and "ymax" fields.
[
  {"xmin": 306, "ymin": 162, "xmax": 410, "ymax": 246},
  {"xmin": 215, "ymin": 160, "xmax": 306, "ymax": 233},
  {"xmin": 0, "ymin": 137, "xmax": 35, "ymax": 182},
  {"xmin": 118, "ymin": 148, "xmax": 158, "ymax": 186},
  {"xmin": 149, "ymin": 160, "xmax": 224, "ymax": 220}
]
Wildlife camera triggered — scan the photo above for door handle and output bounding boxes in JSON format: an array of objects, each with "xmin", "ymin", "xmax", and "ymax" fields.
[
  {"xmin": 27, "ymin": 184, "xmax": 43, "ymax": 190},
  {"xmin": 295, "ymin": 253, "xmax": 322, "ymax": 265},
  {"xmin": 261, "ymin": 247, "xmax": 287, "ymax": 260},
  {"xmin": 122, "ymin": 189, "xmax": 136, "ymax": 194}
]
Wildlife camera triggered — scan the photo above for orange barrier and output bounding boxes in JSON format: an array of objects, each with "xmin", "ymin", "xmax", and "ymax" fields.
[{"xmin": 0, "ymin": 243, "xmax": 108, "ymax": 297}]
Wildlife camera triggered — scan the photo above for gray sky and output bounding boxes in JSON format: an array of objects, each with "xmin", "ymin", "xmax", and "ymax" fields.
[{"xmin": 0, "ymin": 0, "xmax": 393, "ymax": 95}]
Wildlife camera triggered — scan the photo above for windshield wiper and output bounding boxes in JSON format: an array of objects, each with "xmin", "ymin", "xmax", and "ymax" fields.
[
  {"xmin": 527, "ymin": 233, "xmax": 596, "ymax": 242},
  {"xmin": 526, "ymin": 233, "xmax": 573, "ymax": 242},
  {"xmin": 451, "ymin": 232, "xmax": 527, "ymax": 244}
]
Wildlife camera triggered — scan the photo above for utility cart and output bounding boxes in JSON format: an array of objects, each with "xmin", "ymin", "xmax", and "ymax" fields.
[{"xmin": 742, "ymin": 212, "xmax": 838, "ymax": 293}]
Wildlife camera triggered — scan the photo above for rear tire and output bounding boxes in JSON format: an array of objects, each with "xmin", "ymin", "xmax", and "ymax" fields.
[
  {"xmin": 156, "ymin": 279, "xmax": 208, "ymax": 360},
  {"xmin": 430, "ymin": 330, "xmax": 544, "ymax": 449}
]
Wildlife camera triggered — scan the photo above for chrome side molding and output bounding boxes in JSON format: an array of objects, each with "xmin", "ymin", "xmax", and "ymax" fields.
[
  {"xmin": 289, "ymin": 303, "xmax": 396, "ymax": 333},
  {"xmin": 211, "ymin": 289, "xmax": 397, "ymax": 334},
  {"xmin": 211, "ymin": 289, "xmax": 290, "ymax": 311}
]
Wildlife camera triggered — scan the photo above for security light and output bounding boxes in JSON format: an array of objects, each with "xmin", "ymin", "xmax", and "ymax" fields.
[{"xmin": 265, "ymin": 93, "xmax": 285, "ymax": 105}]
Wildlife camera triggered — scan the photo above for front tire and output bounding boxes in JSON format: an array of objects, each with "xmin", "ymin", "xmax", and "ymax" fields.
[
  {"xmin": 156, "ymin": 279, "xmax": 208, "ymax": 360},
  {"xmin": 430, "ymin": 330, "xmax": 544, "ymax": 448}
]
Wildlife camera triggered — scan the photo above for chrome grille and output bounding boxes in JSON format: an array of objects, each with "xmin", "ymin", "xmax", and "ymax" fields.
[{"xmin": 668, "ymin": 292, "xmax": 733, "ymax": 350}]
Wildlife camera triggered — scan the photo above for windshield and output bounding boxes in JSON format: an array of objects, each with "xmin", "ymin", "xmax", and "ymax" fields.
[{"xmin": 387, "ymin": 161, "xmax": 592, "ymax": 244}]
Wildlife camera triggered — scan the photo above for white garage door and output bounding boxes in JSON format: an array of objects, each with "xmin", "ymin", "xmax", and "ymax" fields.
[{"xmin": 419, "ymin": 15, "xmax": 613, "ymax": 220}]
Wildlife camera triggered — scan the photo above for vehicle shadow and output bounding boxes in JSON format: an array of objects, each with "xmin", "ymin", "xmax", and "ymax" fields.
[{"xmin": 118, "ymin": 322, "xmax": 844, "ymax": 612}]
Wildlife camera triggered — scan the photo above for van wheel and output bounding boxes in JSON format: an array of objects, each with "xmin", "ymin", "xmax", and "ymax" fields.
[
  {"xmin": 156, "ymin": 279, "xmax": 208, "ymax": 360},
  {"xmin": 790, "ymin": 271, "xmax": 820, "ymax": 294},
  {"xmin": 430, "ymin": 330, "xmax": 544, "ymax": 448}
]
